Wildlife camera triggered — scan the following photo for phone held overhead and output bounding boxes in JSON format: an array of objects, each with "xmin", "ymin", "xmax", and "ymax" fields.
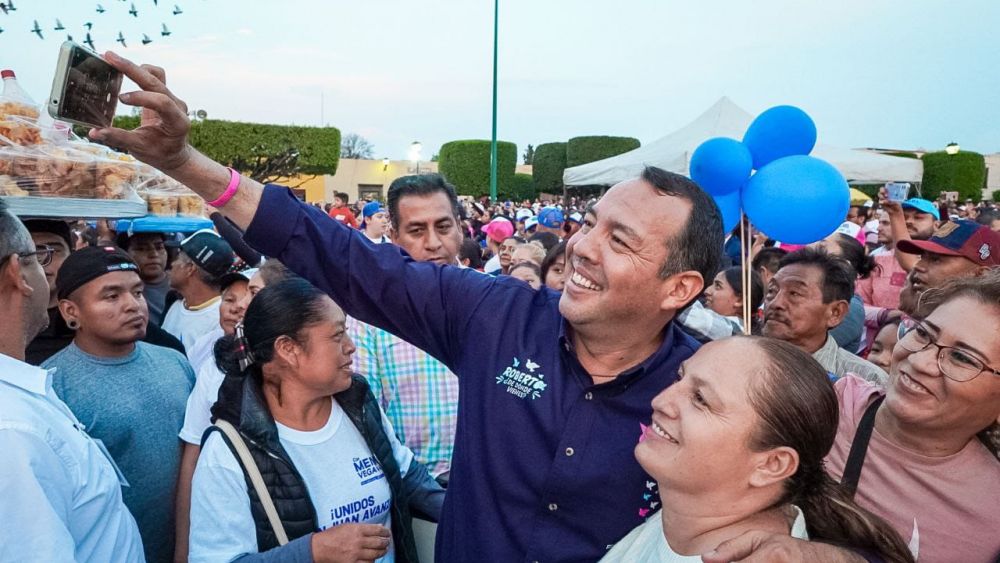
[{"xmin": 48, "ymin": 41, "xmax": 123, "ymax": 130}]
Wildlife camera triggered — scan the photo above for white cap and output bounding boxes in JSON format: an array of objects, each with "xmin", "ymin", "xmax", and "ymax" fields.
[
  {"xmin": 834, "ymin": 221, "xmax": 861, "ymax": 238},
  {"xmin": 525, "ymin": 217, "xmax": 539, "ymax": 230},
  {"xmin": 516, "ymin": 208, "xmax": 534, "ymax": 221}
]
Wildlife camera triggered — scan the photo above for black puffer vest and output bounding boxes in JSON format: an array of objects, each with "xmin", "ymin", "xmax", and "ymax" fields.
[{"xmin": 203, "ymin": 374, "xmax": 421, "ymax": 562}]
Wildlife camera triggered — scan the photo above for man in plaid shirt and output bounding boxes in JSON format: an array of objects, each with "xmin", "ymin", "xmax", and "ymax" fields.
[{"xmin": 347, "ymin": 174, "xmax": 464, "ymax": 480}]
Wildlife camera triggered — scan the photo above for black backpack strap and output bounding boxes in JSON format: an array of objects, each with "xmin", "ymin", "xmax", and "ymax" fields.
[{"xmin": 840, "ymin": 395, "xmax": 885, "ymax": 497}]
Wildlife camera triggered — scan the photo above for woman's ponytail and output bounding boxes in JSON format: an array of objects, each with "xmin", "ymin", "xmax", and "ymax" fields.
[
  {"xmin": 745, "ymin": 337, "xmax": 914, "ymax": 563},
  {"xmin": 791, "ymin": 465, "xmax": 914, "ymax": 563}
]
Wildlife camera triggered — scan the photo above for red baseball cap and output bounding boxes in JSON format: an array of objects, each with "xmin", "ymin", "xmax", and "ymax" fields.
[{"xmin": 897, "ymin": 219, "xmax": 1000, "ymax": 267}]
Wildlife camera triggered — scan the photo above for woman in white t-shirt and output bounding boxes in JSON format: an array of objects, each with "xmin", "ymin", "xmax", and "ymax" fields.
[
  {"xmin": 602, "ymin": 336, "xmax": 912, "ymax": 563},
  {"xmin": 188, "ymin": 278, "xmax": 443, "ymax": 563}
]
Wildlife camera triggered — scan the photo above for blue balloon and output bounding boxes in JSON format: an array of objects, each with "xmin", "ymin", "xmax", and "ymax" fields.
[
  {"xmin": 742, "ymin": 155, "xmax": 849, "ymax": 245},
  {"xmin": 742, "ymin": 106, "xmax": 817, "ymax": 169},
  {"xmin": 690, "ymin": 137, "xmax": 753, "ymax": 196},
  {"xmin": 713, "ymin": 188, "xmax": 742, "ymax": 233}
]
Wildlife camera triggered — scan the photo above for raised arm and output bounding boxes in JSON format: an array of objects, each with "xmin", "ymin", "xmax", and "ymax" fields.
[
  {"xmin": 89, "ymin": 52, "xmax": 496, "ymax": 368},
  {"xmin": 88, "ymin": 52, "xmax": 262, "ymax": 229}
]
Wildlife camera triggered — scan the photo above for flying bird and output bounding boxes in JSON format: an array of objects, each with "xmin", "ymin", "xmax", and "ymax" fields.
[
  {"xmin": 66, "ymin": 34, "xmax": 73, "ymax": 41},
  {"xmin": 141, "ymin": 33, "xmax": 152, "ymax": 45},
  {"xmin": 0, "ymin": 4, "xmax": 5, "ymax": 14},
  {"xmin": 54, "ymin": 19, "xmax": 65, "ymax": 31},
  {"xmin": 116, "ymin": 31, "xmax": 126, "ymax": 47},
  {"xmin": 160, "ymin": 23, "xmax": 171, "ymax": 36},
  {"xmin": 84, "ymin": 32, "xmax": 95, "ymax": 50},
  {"xmin": 172, "ymin": 4, "xmax": 182, "ymax": 15},
  {"xmin": 84, "ymin": 22, "xmax": 93, "ymax": 30},
  {"xmin": 96, "ymin": 4, "xmax": 106, "ymax": 14},
  {"xmin": 0, "ymin": 1, "xmax": 16, "ymax": 15},
  {"xmin": 128, "ymin": 2, "xmax": 137, "ymax": 16},
  {"xmin": 31, "ymin": 20, "xmax": 43, "ymax": 39},
  {"xmin": 0, "ymin": 27, "xmax": 4, "ymax": 34}
]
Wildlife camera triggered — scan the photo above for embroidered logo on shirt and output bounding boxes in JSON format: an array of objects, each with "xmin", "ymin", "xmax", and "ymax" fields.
[
  {"xmin": 353, "ymin": 456, "xmax": 385, "ymax": 485},
  {"xmin": 496, "ymin": 357, "xmax": 548, "ymax": 400}
]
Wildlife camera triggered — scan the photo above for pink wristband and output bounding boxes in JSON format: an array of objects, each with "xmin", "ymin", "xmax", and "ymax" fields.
[{"xmin": 208, "ymin": 168, "xmax": 241, "ymax": 208}]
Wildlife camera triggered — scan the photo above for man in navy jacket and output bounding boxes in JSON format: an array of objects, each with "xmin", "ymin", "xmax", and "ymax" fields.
[{"xmin": 91, "ymin": 53, "xmax": 875, "ymax": 563}]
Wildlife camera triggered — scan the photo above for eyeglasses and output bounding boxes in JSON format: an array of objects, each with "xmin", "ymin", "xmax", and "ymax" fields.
[
  {"xmin": 2, "ymin": 244, "xmax": 55, "ymax": 268},
  {"xmin": 897, "ymin": 317, "xmax": 1000, "ymax": 382}
]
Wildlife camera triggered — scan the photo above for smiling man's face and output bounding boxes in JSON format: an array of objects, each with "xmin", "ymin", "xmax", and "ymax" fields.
[{"xmin": 559, "ymin": 178, "xmax": 691, "ymax": 332}]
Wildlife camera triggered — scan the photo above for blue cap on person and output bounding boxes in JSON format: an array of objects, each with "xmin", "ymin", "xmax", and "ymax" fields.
[
  {"xmin": 362, "ymin": 201, "xmax": 386, "ymax": 219},
  {"xmin": 901, "ymin": 198, "xmax": 940, "ymax": 221},
  {"xmin": 360, "ymin": 201, "xmax": 387, "ymax": 228},
  {"xmin": 538, "ymin": 207, "xmax": 564, "ymax": 229}
]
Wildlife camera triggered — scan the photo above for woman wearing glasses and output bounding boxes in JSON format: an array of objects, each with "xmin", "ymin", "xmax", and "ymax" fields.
[{"xmin": 826, "ymin": 270, "xmax": 1000, "ymax": 563}]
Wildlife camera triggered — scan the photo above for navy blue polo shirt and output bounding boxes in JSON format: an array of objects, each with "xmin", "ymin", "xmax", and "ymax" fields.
[{"xmin": 245, "ymin": 185, "xmax": 701, "ymax": 562}]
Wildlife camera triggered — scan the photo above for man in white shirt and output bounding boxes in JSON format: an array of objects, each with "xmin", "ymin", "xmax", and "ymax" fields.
[
  {"xmin": 0, "ymin": 201, "xmax": 145, "ymax": 562},
  {"xmin": 162, "ymin": 230, "xmax": 235, "ymax": 348}
]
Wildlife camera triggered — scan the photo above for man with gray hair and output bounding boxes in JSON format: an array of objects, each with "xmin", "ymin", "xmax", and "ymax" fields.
[{"xmin": 0, "ymin": 201, "xmax": 144, "ymax": 561}]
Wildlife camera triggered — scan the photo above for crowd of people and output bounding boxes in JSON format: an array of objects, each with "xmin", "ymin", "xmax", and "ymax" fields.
[{"xmin": 0, "ymin": 52, "xmax": 998, "ymax": 563}]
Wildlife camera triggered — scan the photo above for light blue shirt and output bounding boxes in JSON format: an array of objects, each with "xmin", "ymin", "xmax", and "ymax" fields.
[{"xmin": 0, "ymin": 352, "xmax": 145, "ymax": 563}]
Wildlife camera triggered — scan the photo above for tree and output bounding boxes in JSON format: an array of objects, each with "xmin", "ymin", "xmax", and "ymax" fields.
[
  {"xmin": 340, "ymin": 133, "xmax": 375, "ymax": 159},
  {"xmin": 230, "ymin": 145, "xmax": 312, "ymax": 187},
  {"xmin": 523, "ymin": 144, "xmax": 535, "ymax": 165}
]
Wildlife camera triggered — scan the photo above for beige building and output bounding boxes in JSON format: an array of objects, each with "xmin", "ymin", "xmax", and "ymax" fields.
[
  {"xmin": 288, "ymin": 159, "xmax": 534, "ymax": 204},
  {"xmin": 985, "ymin": 153, "xmax": 1000, "ymax": 200}
]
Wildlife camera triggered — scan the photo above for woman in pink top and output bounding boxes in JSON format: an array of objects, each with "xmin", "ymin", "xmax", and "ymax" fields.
[{"xmin": 826, "ymin": 271, "xmax": 1000, "ymax": 562}]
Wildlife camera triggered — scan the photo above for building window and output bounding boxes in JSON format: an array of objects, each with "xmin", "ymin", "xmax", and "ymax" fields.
[{"xmin": 358, "ymin": 184, "xmax": 384, "ymax": 202}]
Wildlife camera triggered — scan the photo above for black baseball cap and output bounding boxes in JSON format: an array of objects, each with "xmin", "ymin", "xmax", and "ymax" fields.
[
  {"xmin": 180, "ymin": 230, "xmax": 236, "ymax": 279},
  {"xmin": 57, "ymin": 246, "xmax": 140, "ymax": 300},
  {"xmin": 24, "ymin": 219, "xmax": 72, "ymax": 249}
]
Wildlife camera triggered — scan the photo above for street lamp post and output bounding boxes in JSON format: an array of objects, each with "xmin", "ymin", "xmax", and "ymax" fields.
[{"xmin": 489, "ymin": 0, "xmax": 499, "ymax": 202}]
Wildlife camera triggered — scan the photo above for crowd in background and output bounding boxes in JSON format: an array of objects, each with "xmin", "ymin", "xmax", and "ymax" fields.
[{"xmin": 2, "ymin": 162, "xmax": 999, "ymax": 563}]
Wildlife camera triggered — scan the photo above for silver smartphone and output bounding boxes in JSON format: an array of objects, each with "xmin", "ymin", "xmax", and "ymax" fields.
[{"xmin": 47, "ymin": 41, "xmax": 123, "ymax": 129}]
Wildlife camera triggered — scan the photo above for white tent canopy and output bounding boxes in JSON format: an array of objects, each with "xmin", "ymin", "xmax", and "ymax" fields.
[{"xmin": 562, "ymin": 97, "xmax": 923, "ymax": 186}]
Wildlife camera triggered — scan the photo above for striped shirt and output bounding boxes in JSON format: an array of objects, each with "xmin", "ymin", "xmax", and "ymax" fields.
[{"xmin": 347, "ymin": 317, "xmax": 459, "ymax": 478}]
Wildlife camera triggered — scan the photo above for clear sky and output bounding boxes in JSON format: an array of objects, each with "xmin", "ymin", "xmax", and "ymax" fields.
[{"xmin": 2, "ymin": 0, "xmax": 999, "ymax": 161}]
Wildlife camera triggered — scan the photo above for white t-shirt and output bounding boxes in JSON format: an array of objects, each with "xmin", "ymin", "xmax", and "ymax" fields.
[
  {"xmin": 189, "ymin": 399, "xmax": 414, "ymax": 563},
  {"xmin": 186, "ymin": 326, "xmax": 224, "ymax": 377},
  {"xmin": 484, "ymin": 254, "xmax": 501, "ymax": 275},
  {"xmin": 179, "ymin": 360, "xmax": 226, "ymax": 445},
  {"xmin": 600, "ymin": 506, "xmax": 810, "ymax": 563},
  {"xmin": 162, "ymin": 298, "xmax": 222, "ymax": 350}
]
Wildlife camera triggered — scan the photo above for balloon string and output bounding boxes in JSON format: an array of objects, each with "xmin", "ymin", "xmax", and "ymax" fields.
[{"xmin": 740, "ymin": 213, "xmax": 752, "ymax": 336}]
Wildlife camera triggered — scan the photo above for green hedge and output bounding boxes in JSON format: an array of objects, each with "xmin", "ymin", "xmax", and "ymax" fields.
[
  {"xmin": 532, "ymin": 142, "xmax": 567, "ymax": 193},
  {"xmin": 565, "ymin": 136, "xmax": 640, "ymax": 168},
  {"xmin": 498, "ymin": 173, "xmax": 535, "ymax": 201},
  {"xmin": 104, "ymin": 116, "xmax": 341, "ymax": 175},
  {"xmin": 438, "ymin": 140, "xmax": 517, "ymax": 198},
  {"xmin": 921, "ymin": 151, "xmax": 986, "ymax": 202}
]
